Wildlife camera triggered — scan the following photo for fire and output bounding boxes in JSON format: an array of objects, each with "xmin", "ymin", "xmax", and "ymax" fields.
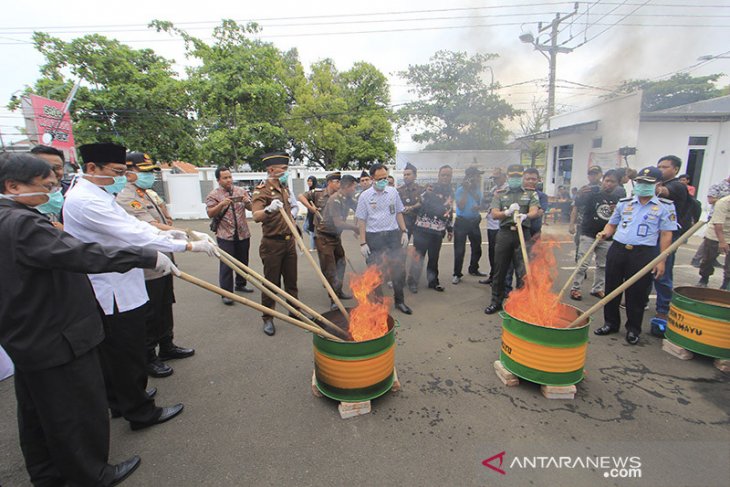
[
  {"xmin": 348, "ymin": 265, "xmax": 392, "ymax": 341},
  {"xmin": 504, "ymin": 237, "xmax": 577, "ymax": 328}
]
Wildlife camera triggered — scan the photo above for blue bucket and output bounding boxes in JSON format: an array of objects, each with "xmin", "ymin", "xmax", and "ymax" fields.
[{"xmin": 650, "ymin": 317, "xmax": 667, "ymax": 337}]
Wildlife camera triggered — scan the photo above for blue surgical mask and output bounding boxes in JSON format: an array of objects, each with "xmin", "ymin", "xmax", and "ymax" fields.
[
  {"xmin": 374, "ymin": 179, "xmax": 388, "ymax": 191},
  {"xmin": 634, "ymin": 182, "xmax": 656, "ymax": 197},
  {"xmin": 35, "ymin": 189, "xmax": 65, "ymax": 215},
  {"xmin": 94, "ymin": 175, "xmax": 127, "ymax": 194},
  {"xmin": 507, "ymin": 177, "xmax": 522, "ymax": 189},
  {"xmin": 278, "ymin": 171, "xmax": 289, "ymax": 185},
  {"xmin": 134, "ymin": 172, "xmax": 156, "ymax": 190}
]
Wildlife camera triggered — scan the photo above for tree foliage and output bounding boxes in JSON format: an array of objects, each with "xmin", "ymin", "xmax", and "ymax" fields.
[
  {"xmin": 398, "ymin": 50, "xmax": 519, "ymax": 150},
  {"xmin": 606, "ymin": 73, "xmax": 724, "ymax": 112},
  {"xmin": 9, "ymin": 32, "xmax": 198, "ymax": 162}
]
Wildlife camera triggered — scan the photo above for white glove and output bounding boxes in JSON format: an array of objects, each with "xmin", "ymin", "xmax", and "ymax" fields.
[
  {"xmin": 504, "ymin": 203, "xmax": 520, "ymax": 216},
  {"xmin": 264, "ymin": 199, "xmax": 284, "ymax": 214},
  {"xmin": 189, "ymin": 239, "xmax": 220, "ymax": 257},
  {"xmin": 190, "ymin": 230, "xmax": 216, "ymax": 245},
  {"xmin": 360, "ymin": 243, "xmax": 371, "ymax": 258},
  {"xmin": 515, "ymin": 213, "xmax": 527, "ymax": 223},
  {"xmin": 401, "ymin": 232, "xmax": 409, "ymax": 248},
  {"xmin": 160, "ymin": 229, "xmax": 187, "ymax": 240},
  {"xmin": 154, "ymin": 252, "xmax": 180, "ymax": 276}
]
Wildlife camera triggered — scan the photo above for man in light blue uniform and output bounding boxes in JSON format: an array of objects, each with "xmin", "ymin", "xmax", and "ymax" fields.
[{"xmin": 594, "ymin": 166, "xmax": 678, "ymax": 344}]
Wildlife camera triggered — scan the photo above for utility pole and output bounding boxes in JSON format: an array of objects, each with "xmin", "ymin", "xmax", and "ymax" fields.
[{"xmin": 519, "ymin": 4, "xmax": 578, "ymax": 125}]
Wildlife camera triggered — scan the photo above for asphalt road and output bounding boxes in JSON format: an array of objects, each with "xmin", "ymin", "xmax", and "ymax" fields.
[{"xmin": 1, "ymin": 220, "xmax": 728, "ymax": 487}]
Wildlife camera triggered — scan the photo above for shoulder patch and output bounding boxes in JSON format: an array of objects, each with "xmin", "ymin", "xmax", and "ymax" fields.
[
  {"xmin": 619, "ymin": 197, "xmax": 633, "ymax": 202},
  {"xmin": 252, "ymin": 191, "xmax": 260, "ymax": 195},
  {"xmin": 130, "ymin": 201, "xmax": 143, "ymax": 210},
  {"xmin": 256, "ymin": 183, "xmax": 265, "ymax": 189},
  {"xmin": 659, "ymin": 197, "xmax": 674, "ymax": 205}
]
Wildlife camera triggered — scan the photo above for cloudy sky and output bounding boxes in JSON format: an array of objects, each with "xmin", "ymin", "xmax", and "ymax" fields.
[{"xmin": 1, "ymin": 0, "xmax": 728, "ymax": 150}]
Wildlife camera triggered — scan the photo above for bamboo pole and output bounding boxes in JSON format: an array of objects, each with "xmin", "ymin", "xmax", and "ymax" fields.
[
  {"xmin": 176, "ymin": 271, "xmax": 345, "ymax": 342},
  {"xmin": 567, "ymin": 219, "xmax": 707, "ymax": 328},
  {"xmin": 514, "ymin": 214, "xmax": 531, "ymax": 275},
  {"xmin": 185, "ymin": 230, "xmax": 343, "ymax": 332},
  {"xmin": 557, "ymin": 236, "xmax": 602, "ymax": 301},
  {"xmin": 217, "ymin": 252, "xmax": 350, "ymax": 340},
  {"xmin": 279, "ymin": 208, "xmax": 350, "ymax": 320}
]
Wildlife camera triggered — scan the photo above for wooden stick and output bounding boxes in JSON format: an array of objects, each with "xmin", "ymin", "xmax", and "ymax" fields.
[
  {"xmin": 279, "ymin": 208, "xmax": 350, "ymax": 320},
  {"xmin": 215, "ymin": 247, "xmax": 343, "ymax": 332},
  {"xmin": 557, "ymin": 236, "xmax": 602, "ymax": 301},
  {"xmin": 184, "ymin": 229, "xmax": 344, "ymax": 332},
  {"xmin": 217, "ymin": 252, "xmax": 350, "ymax": 340},
  {"xmin": 176, "ymin": 271, "xmax": 344, "ymax": 342},
  {"xmin": 567, "ymin": 219, "xmax": 707, "ymax": 328},
  {"xmin": 514, "ymin": 214, "xmax": 531, "ymax": 275}
]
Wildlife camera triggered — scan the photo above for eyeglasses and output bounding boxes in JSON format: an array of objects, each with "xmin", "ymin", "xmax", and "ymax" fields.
[
  {"xmin": 30, "ymin": 182, "xmax": 61, "ymax": 193},
  {"xmin": 106, "ymin": 167, "xmax": 133, "ymax": 177}
]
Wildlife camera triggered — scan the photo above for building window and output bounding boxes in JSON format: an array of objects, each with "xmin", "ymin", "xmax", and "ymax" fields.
[
  {"xmin": 553, "ymin": 144, "xmax": 574, "ymax": 188},
  {"xmin": 688, "ymin": 136, "xmax": 708, "ymax": 146},
  {"xmin": 592, "ymin": 137, "xmax": 602, "ymax": 149}
]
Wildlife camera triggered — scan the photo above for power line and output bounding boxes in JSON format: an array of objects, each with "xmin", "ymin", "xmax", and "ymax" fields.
[{"xmin": 572, "ymin": 0, "xmax": 653, "ymax": 48}]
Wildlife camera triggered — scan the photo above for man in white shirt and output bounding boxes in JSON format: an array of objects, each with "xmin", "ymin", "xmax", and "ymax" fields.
[{"xmin": 64, "ymin": 143, "xmax": 216, "ymax": 431}]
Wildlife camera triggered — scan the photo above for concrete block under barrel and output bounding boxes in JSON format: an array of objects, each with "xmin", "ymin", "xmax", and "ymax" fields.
[
  {"xmin": 666, "ymin": 287, "xmax": 730, "ymax": 360},
  {"xmin": 498, "ymin": 306, "xmax": 590, "ymax": 387},
  {"xmin": 312, "ymin": 309, "xmax": 396, "ymax": 403}
]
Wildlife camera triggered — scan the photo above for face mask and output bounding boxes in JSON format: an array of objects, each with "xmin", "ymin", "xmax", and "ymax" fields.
[
  {"xmin": 374, "ymin": 179, "xmax": 388, "ymax": 191},
  {"xmin": 134, "ymin": 172, "xmax": 156, "ymax": 190},
  {"xmin": 507, "ymin": 177, "xmax": 522, "ymax": 189},
  {"xmin": 90, "ymin": 174, "xmax": 128, "ymax": 194},
  {"xmin": 634, "ymin": 182, "xmax": 656, "ymax": 197},
  {"xmin": 35, "ymin": 189, "xmax": 65, "ymax": 215},
  {"xmin": 278, "ymin": 171, "xmax": 289, "ymax": 185}
]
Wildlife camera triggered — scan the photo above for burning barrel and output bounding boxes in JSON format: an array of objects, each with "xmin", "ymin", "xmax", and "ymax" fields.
[
  {"xmin": 665, "ymin": 287, "xmax": 730, "ymax": 359},
  {"xmin": 313, "ymin": 309, "xmax": 396, "ymax": 402},
  {"xmin": 499, "ymin": 306, "xmax": 590, "ymax": 386}
]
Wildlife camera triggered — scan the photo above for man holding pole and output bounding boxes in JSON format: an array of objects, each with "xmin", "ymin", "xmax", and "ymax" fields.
[
  {"xmin": 594, "ymin": 166, "xmax": 678, "ymax": 345},
  {"xmin": 397, "ymin": 162, "xmax": 423, "ymax": 241},
  {"xmin": 251, "ymin": 152, "xmax": 297, "ymax": 336}
]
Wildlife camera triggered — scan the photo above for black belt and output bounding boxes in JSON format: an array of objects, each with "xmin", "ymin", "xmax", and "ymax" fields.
[
  {"xmin": 456, "ymin": 215, "xmax": 480, "ymax": 221},
  {"xmin": 614, "ymin": 241, "xmax": 652, "ymax": 250},
  {"xmin": 317, "ymin": 231, "xmax": 340, "ymax": 239},
  {"xmin": 264, "ymin": 234, "xmax": 292, "ymax": 241}
]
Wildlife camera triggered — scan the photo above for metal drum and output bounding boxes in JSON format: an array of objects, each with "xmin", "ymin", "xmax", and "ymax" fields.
[
  {"xmin": 313, "ymin": 309, "xmax": 396, "ymax": 402},
  {"xmin": 499, "ymin": 306, "xmax": 590, "ymax": 386},
  {"xmin": 666, "ymin": 287, "xmax": 730, "ymax": 359}
]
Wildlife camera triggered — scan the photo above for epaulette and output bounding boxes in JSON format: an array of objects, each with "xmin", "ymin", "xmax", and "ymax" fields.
[
  {"xmin": 256, "ymin": 182, "xmax": 265, "ymax": 189},
  {"xmin": 314, "ymin": 188, "xmax": 324, "ymax": 192},
  {"xmin": 619, "ymin": 197, "xmax": 633, "ymax": 202},
  {"xmin": 659, "ymin": 197, "xmax": 674, "ymax": 205}
]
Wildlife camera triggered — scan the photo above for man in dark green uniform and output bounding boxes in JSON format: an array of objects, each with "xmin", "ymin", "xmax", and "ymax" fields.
[
  {"xmin": 484, "ymin": 165, "xmax": 541, "ymax": 314},
  {"xmin": 397, "ymin": 162, "xmax": 423, "ymax": 240}
]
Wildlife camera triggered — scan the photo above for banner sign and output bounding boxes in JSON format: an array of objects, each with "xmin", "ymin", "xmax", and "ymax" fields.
[{"xmin": 21, "ymin": 94, "xmax": 77, "ymax": 165}]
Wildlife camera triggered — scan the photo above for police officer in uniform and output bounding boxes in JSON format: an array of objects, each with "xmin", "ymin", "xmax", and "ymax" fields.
[
  {"xmin": 298, "ymin": 171, "xmax": 340, "ymax": 238},
  {"xmin": 484, "ymin": 165, "xmax": 540, "ymax": 314},
  {"xmin": 117, "ymin": 152, "xmax": 195, "ymax": 379},
  {"xmin": 594, "ymin": 166, "xmax": 678, "ymax": 344},
  {"xmin": 317, "ymin": 175, "xmax": 360, "ymax": 309},
  {"xmin": 397, "ymin": 162, "xmax": 423, "ymax": 240},
  {"xmin": 251, "ymin": 152, "xmax": 297, "ymax": 336}
]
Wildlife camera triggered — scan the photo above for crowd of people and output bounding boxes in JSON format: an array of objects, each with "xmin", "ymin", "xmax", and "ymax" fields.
[{"xmin": 1, "ymin": 143, "xmax": 729, "ymax": 486}]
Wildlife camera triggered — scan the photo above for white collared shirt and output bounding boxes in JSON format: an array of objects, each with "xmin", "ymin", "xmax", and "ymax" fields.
[
  {"xmin": 355, "ymin": 186, "xmax": 404, "ymax": 233},
  {"xmin": 63, "ymin": 178, "xmax": 187, "ymax": 315}
]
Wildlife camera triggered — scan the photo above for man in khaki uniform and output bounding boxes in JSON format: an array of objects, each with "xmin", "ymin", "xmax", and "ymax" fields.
[
  {"xmin": 117, "ymin": 152, "xmax": 195, "ymax": 378},
  {"xmin": 698, "ymin": 193, "xmax": 730, "ymax": 290},
  {"xmin": 298, "ymin": 171, "xmax": 340, "ymax": 239},
  {"xmin": 251, "ymin": 152, "xmax": 297, "ymax": 336}
]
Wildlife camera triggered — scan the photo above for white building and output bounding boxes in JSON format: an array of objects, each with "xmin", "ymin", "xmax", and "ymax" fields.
[{"xmin": 546, "ymin": 92, "xmax": 730, "ymax": 207}]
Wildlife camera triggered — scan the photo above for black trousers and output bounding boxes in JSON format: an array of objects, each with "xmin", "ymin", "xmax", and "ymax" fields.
[
  {"xmin": 453, "ymin": 216, "xmax": 482, "ymax": 277},
  {"xmin": 487, "ymin": 228, "xmax": 499, "ymax": 279},
  {"xmin": 603, "ymin": 242, "xmax": 658, "ymax": 335},
  {"xmin": 490, "ymin": 227, "xmax": 530, "ymax": 306},
  {"xmin": 699, "ymin": 238, "xmax": 730, "ymax": 282},
  {"xmin": 366, "ymin": 230, "xmax": 406, "ymax": 304},
  {"xmin": 144, "ymin": 275, "xmax": 175, "ymax": 357},
  {"xmin": 15, "ymin": 348, "xmax": 115, "ymax": 487},
  {"xmin": 99, "ymin": 304, "xmax": 159, "ymax": 424},
  {"xmin": 409, "ymin": 229, "xmax": 444, "ymax": 288},
  {"xmin": 217, "ymin": 237, "xmax": 250, "ymax": 291}
]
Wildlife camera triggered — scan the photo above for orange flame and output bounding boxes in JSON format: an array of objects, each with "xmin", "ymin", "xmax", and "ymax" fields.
[
  {"xmin": 504, "ymin": 237, "xmax": 578, "ymax": 328},
  {"xmin": 348, "ymin": 265, "xmax": 392, "ymax": 342}
]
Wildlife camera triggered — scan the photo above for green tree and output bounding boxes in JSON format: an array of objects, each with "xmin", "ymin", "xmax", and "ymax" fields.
[
  {"xmin": 9, "ymin": 33, "xmax": 198, "ymax": 162},
  {"xmin": 607, "ymin": 73, "xmax": 724, "ymax": 111},
  {"xmin": 398, "ymin": 50, "xmax": 519, "ymax": 150},
  {"xmin": 285, "ymin": 60, "xmax": 395, "ymax": 170}
]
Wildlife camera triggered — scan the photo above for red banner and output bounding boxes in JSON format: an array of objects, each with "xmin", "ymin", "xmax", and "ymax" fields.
[{"xmin": 22, "ymin": 94, "xmax": 77, "ymax": 165}]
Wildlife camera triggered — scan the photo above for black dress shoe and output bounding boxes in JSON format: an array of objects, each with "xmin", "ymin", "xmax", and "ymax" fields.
[
  {"xmin": 408, "ymin": 283, "xmax": 418, "ymax": 294},
  {"xmin": 330, "ymin": 302, "xmax": 339, "ymax": 311},
  {"xmin": 221, "ymin": 297, "xmax": 234, "ymax": 305},
  {"xmin": 395, "ymin": 302, "xmax": 412, "ymax": 314},
  {"xmin": 107, "ymin": 455, "xmax": 141, "ymax": 486},
  {"xmin": 235, "ymin": 285, "xmax": 255, "ymax": 293},
  {"xmin": 626, "ymin": 331, "xmax": 640, "ymax": 345},
  {"xmin": 146, "ymin": 387, "xmax": 157, "ymax": 399},
  {"xmin": 263, "ymin": 319, "xmax": 276, "ymax": 336},
  {"xmin": 469, "ymin": 270, "xmax": 488, "ymax": 277},
  {"xmin": 594, "ymin": 324, "xmax": 619, "ymax": 336},
  {"xmin": 484, "ymin": 303, "xmax": 502, "ymax": 314},
  {"xmin": 479, "ymin": 278, "xmax": 493, "ymax": 285},
  {"xmin": 130, "ymin": 403, "xmax": 184, "ymax": 431},
  {"xmin": 335, "ymin": 290, "xmax": 353, "ymax": 300},
  {"xmin": 146, "ymin": 359, "xmax": 173, "ymax": 378},
  {"xmin": 158, "ymin": 344, "xmax": 195, "ymax": 361},
  {"xmin": 428, "ymin": 284, "xmax": 445, "ymax": 292}
]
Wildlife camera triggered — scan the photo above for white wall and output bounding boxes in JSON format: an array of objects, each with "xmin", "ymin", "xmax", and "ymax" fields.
[{"xmin": 162, "ymin": 172, "xmax": 208, "ymax": 219}]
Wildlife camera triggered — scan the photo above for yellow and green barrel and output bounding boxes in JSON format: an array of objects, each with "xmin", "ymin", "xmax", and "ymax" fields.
[{"xmin": 666, "ymin": 287, "xmax": 730, "ymax": 359}]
